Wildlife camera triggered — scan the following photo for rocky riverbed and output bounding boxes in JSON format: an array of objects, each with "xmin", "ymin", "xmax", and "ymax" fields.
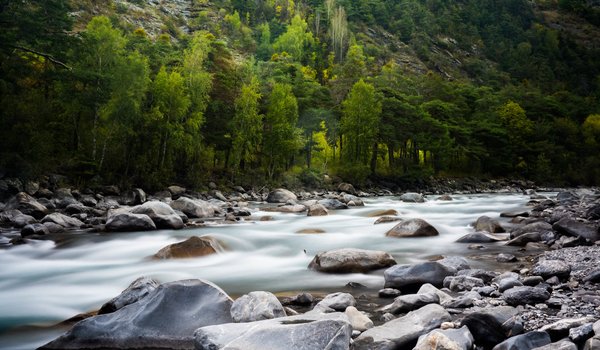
[{"xmin": 0, "ymin": 179, "xmax": 599, "ymax": 349}]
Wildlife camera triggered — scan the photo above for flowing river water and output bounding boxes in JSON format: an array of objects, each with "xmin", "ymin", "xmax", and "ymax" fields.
[{"xmin": 0, "ymin": 192, "xmax": 543, "ymax": 349}]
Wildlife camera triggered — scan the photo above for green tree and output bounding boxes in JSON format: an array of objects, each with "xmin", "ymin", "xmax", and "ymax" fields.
[
  {"xmin": 341, "ymin": 79, "xmax": 382, "ymax": 165},
  {"xmin": 273, "ymin": 15, "xmax": 314, "ymax": 61},
  {"xmin": 231, "ymin": 77, "xmax": 263, "ymax": 171}
]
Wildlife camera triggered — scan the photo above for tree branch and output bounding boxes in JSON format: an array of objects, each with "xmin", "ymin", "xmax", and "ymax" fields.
[{"xmin": 10, "ymin": 45, "xmax": 71, "ymax": 70}]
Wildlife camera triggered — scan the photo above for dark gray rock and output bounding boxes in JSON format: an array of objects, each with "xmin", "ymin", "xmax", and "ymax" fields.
[
  {"xmin": 21, "ymin": 223, "xmax": 49, "ymax": 237},
  {"xmin": 497, "ymin": 253, "xmax": 518, "ymax": 262},
  {"xmin": 498, "ymin": 278, "xmax": 524, "ymax": 293},
  {"xmin": 503, "ymin": 286, "xmax": 550, "ymax": 306},
  {"xmin": 506, "ymin": 232, "xmax": 542, "ymax": 246},
  {"xmin": 282, "ymin": 293, "xmax": 314, "ymax": 306},
  {"xmin": 98, "ymin": 276, "xmax": 159, "ymax": 314},
  {"xmin": 501, "ymin": 210, "xmax": 530, "ymax": 218},
  {"xmin": 384, "ymin": 262, "xmax": 456, "ymax": 291},
  {"xmin": 474, "ymin": 215, "xmax": 505, "ymax": 233},
  {"xmin": 511, "ymin": 222, "xmax": 553, "ymax": 239},
  {"xmin": 586, "ymin": 204, "xmax": 600, "ymax": 220},
  {"xmin": 532, "ymin": 340, "xmax": 578, "ymax": 350},
  {"xmin": 569, "ymin": 323, "xmax": 594, "ymax": 343},
  {"xmin": 338, "ymin": 182, "xmax": 356, "ymax": 194},
  {"xmin": 43, "ymin": 222, "xmax": 65, "ymax": 233},
  {"xmin": 540, "ymin": 317, "xmax": 596, "ymax": 339},
  {"xmin": 308, "ymin": 248, "xmax": 396, "ymax": 273},
  {"xmin": 40, "ymin": 279, "xmax": 234, "ymax": 350},
  {"xmin": 354, "ymin": 304, "xmax": 451, "ymax": 350},
  {"xmin": 194, "ymin": 312, "xmax": 351, "ymax": 350},
  {"xmin": 553, "ymin": 218, "xmax": 599, "ymax": 242},
  {"xmin": 318, "ymin": 198, "xmax": 348, "ymax": 210},
  {"xmin": 266, "ymin": 188, "xmax": 297, "ymax": 203},
  {"xmin": 457, "ymin": 269, "xmax": 498, "ymax": 284},
  {"xmin": 438, "ymin": 256, "xmax": 471, "ymax": 271},
  {"xmin": 492, "ymin": 331, "xmax": 551, "ymax": 350},
  {"xmin": 522, "ymin": 276, "xmax": 545, "ymax": 286},
  {"xmin": 457, "ymin": 231, "xmax": 505, "ymax": 243},
  {"xmin": 399, "ymin": 192, "xmax": 425, "ymax": 203},
  {"xmin": 105, "ymin": 212, "xmax": 156, "ymax": 232},
  {"xmin": 460, "ymin": 306, "xmax": 523, "ymax": 348},
  {"xmin": 231, "ymin": 291, "xmax": 286, "ymax": 322},
  {"xmin": 414, "ymin": 326, "xmax": 474, "ymax": 350},
  {"xmin": 379, "ymin": 292, "xmax": 440, "ymax": 314},
  {"xmin": 378, "ymin": 288, "xmax": 401, "ymax": 298},
  {"xmin": 385, "ymin": 219, "xmax": 439, "ymax": 238},
  {"xmin": 532, "ymin": 260, "xmax": 571, "ymax": 280},
  {"xmin": 446, "ymin": 276, "xmax": 485, "ymax": 292},
  {"xmin": 131, "ymin": 201, "xmax": 184, "ymax": 229},
  {"xmin": 5, "ymin": 192, "xmax": 48, "ymax": 219},
  {"xmin": 583, "ymin": 269, "xmax": 600, "ymax": 283},
  {"xmin": 80, "ymin": 196, "xmax": 97, "ymax": 207},
  {"xmin": 443, "ymin": 291, "xmax": 482, "ymax": 308}
]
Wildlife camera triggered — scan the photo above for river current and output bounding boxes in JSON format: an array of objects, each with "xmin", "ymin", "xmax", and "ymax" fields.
[{"xmin": 0, "ymin": 192, "xmax": 540, "ymax": 349}]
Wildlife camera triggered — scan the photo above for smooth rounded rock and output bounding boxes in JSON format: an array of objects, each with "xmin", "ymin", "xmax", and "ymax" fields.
[
  {"xmin": 307, "ymin": 204, "xmax": 328, "ymax": 216},
  {"xmin": 98, "ymin": 276, "xmax": 159, "ymax": 314},
  {"xmin": 384, "ymin": 262, "xmax": 457, "ymax": 291},
  {"xmin": 532, "ymin": 260, "xmax": 571, "ymax": 280},
  {"xmin": 474, "ymin": 215, "xmax": 505, "ymax": 233},
  {"xmin": 379, "ymin": 292, "xmax": 440, "ymax": 314},
  {"xmin": 457, "ymin": 231, "xmax": 505, "ymax": 243},
  {"xmin": 315, "ymin": 292, "xmax": 356, "ymax": 311},
  {"xmin": 502, "ymin": 286, "xmax": 550, "ymax": 306},
  {"xmin": 131, "ymin": 201, "xmax": 184, "ymax": 229},
  {"xmin": 492, "ymin": 331, "xmax": 551, "ymax": 350},
  {"xmin": 385, "ymin": 218, "xmax": 439, "ymax": 238},
  {"xmin": 414, "ymin": 326, "xmax": 474, "ymax": 350},
  {"xmin": 308, "ymin": 248, "xmax": 396, "ymax": 273},
  {"xmin": 105, "ymin": 212, "xmax": 156, "ymax": 232},
  {"xmin": 230, "ymin": 291, "xmax": 286, "ymax": 322},
  {"xmin": 345, "ymin": 306, "xmax": 373, "ymax": 331},
  {"xmin": 399, "ymin": 192, "xmax": 425, "ymax": 203},
  {"xmin": 153, "ymin": 236, "xmax": 224, "ymax": 259},
  {"xmin": 170, "ymin": 197, "xmax": 215, "ymax": 218},
  {"xmin": 266, "ymin": 188, "xmax": 297, "ymax": 203},
  {"xmin": 460, "ymin": 306, "xmax": 523, "ymax": 348}
]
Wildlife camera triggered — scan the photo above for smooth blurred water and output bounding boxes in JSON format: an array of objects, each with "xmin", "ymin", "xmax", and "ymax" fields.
[{"xmin": 0, "ymin": 193, "xmax": 539, "ymax": 349}]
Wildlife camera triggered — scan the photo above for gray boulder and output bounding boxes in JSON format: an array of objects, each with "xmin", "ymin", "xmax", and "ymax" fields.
[
  {"xmin": 511, "ymin": 221, "xmax": 553, "ymax": 239},
  {"xmin": 457, "ymin": 231, "xmax": 505, "ymax": 243},
  {"xmin": 399, "ymin": 192, "xmax": 425, "ymax": 203},
  {"xmin": 353, "ymin": 304, "xmax": 451, "ymax": 350},
  {"xmin": 506, "ymin": 232, "xmax": 542, "ymax": 246},
  {"xmin": 553, "ymin": 218, "xmax": 600, "ymax": 242},
  {"xmin": 307, "ymin": 204, "xmax": 328, "ymax": 216},
  {"xmin": 41, "ymin": 213, "xmax": 84, "ymax": 228},
  {"xmin": 414, "ymin": 326, "xmax": 474, "ymax": 350},
  {"xmin": 98, "ymin": 276, "xmax": 160, "ymax": 314},
  {"xmin": 338, "ymin": 182, "xmax": 356, "ymax": 194},
  {"xmin": 531, "ymin": 260, "xmax": 571, "ymax": 280},
  {"xmin": 315, "ymin": 292, "xmax": 356, "ymax": 311},
  {"xmin": 194, "ymin": 312, "xmax": 351, "ymax": 350},
  {"xmin": 457, "ymin": 269, "xmax": 498, "ymax": 284},
  {"xmin": 318, "ymin": 198, "xmax": 348, "ymax": 210},
  {"xmin": 384, "ymin": 262, "xmax": 456, "ymax": 290},
  {"xmin": 230, "ymin": 291, "xmax": 286, "ymax": 322},
  {"xmin": 308, "ymin": 248, "xmax": 396, "ymax": 273},
  {"xmin": 474, "ymin": 215, "xmax": 505, "ymax": 233},
  {"xmin": 378, "ymin": 292, "xmax": 440, "ymax": 314},
  {"xmin": 153, "ymin": 236, "xmax": 224, "ymax": 259},
  {"xmin": 492, "ymin": 331, "xmax": 551, "ymax": 350},
  {"xmin": 345, "ymin": 306, "xmax": 373, "ymax": 331},
  {"xmin": 266, "ymin": 188, "xmax": 297, "ymax": 203},
  {"xmin": 385, "ymin": 219, "xmax": 439, "ymax": 238},
  {"xmin": 446, "ymin": 276, "xmax": 484, "ymax": 292},
  {"xmin": 21, "ymin": 223, "xmax": 49, "ymax": 237},
  {"xmin": 569, "ymin": 323, "xmax": 594, "ymax": 343},
  {"xmin": 417, "ymin": 283, "xmax": 453, "ymax": 304},
  {"xmin": 105, "ymin": 212, "xmax": 156, "ymax": 232},
  {"xmin": 170, "ymin": 197, "xmax": 215, "ymax": 218},
  {"xmin": 460, "ymin": 306, "xmax": 523, "ymax": 348},
  {"xmin": 131, "ymin": 201, "xmax": 184, "ymax": 229},
  {"xmin": 438, "ymin": 256, "xmax": 471, "ymax": 271},
  {"xmin": 40, "ymin": 279, "xmax": 234, "ymax": 350},
  {"xmin": 5, "ymin": 192, "xmax": 48, "ymax": 219},
  {"xmin": 502, "ymin": 286, "xmax": 550, "ymax": 306},
  {"xmin": 0, "ymin": 209, "xmax": 36, "ymax": 228}
]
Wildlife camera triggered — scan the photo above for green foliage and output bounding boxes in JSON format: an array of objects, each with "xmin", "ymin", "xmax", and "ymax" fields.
[
  {"xmin": 231, "ymin": 77, "xmax": 263, "ymax": 171},
  {"xmin": 273, "ymin": 15, "xmax": 314, "ymax": 61}
]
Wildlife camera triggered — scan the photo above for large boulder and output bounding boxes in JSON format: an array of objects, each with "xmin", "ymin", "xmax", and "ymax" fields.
[
  {"xmin": 266, "ymin": 188, "xmax": 297, "ymax": 203},
  {"xmin": 105, "ymin": 212, "xmax": 156, "ymax": 232},
  {"xmin": 307, "ymin": 204, "xmax": 328, "ymax": 216},
  {"xmin": 170, "ymin": 197, "xmax": 215, "ymax": 218},
  {"xmin": 414, "ymin": 326, "xmax": 474, "ymax": 350},
  {"xmin": 492, "ymin": 331, "xmax": 551, "ymax": 350},
  {"xmin": 384, "ymin": 262, "xmax": 457, "ymax": 291},
  {"xmin": 531, "ymin": 260, "xmax": 571, "ymax": 280},
  {"xmin": 41, "ymin": 213, "xmax": 84, "ymax": 228},
  {"xmin": 353, "ymin": 304, "xmax": 451, "ymax": 350},
  {"xmin": 385, "ymin": 219, "xmax": 439, "ymax": 238},
  {"xmin": 474, "ymin": 215, "xmax": 505, "ymax": 233},
  {"xmin": 230, "ymin": 291, "xmax": 286, "ymax": 322},
  {"xmin": 21, "ymin": 223, "xmax": 49, "ymax": 237},
  {"xmin": 153, "ymin": 236, "xmax": 224, "ymax": 259},
  {"xmin": 40, "ymin": 280, "xmax": 234, "ymax": 350},
  {"xmin": 338, "ymin": 183, "xmax": 356, "ymax": 194},
  {"xmin": 553, "ymin": 218, "xmax": 600, "ymax": 242},
  {"xmin": 399, "ymin": 192, "xmax": 425, "ymax": 203},
  {"xmin": 98, "ymin": 276, "xmax": 160, "ymax": 314},
  {"xmin": 460, "ymin": 306, "xmax": 523, "ymax": 348},
  {"xmin": 502, "ymin": 286, "xmax": 550, "ymax": 306},
  {"xmin": 308, "ymin": 248, "xmax": 396, "ymax": 273},
  {"xmin": 506, "ymin": 232, "xmax": 542, "ymax": 246},
  {"xmin": 456, "ymin": 231, "xmax": 505, "ymax": 243},
  {"xmin": 0, "ymin": 209, "xmax": 36, "ymax": 228},
  {"xmin": 379, "ymin": 292, "xmax": 440, "ymax": 314},
  {"xmin": 131, "ymin": 201, "xmax": 183, "ymax": 229},
  {"xmin": 511, "ymin": 221, "xmax": 553, "ymax": 239},
  {"xmin": 5, "ymin": 192, "xmax": 48, "ymax": 219},
  {"xmin": 315, "ymin": 292, "xmax": 356, "ymax": 312},
  {"xmin": 318, "ymin": 198, "xmax": 348, "ymax": 210},
  {"xmin": 194, "ymin": 312, "xmax": 351, "ymax": 350}
]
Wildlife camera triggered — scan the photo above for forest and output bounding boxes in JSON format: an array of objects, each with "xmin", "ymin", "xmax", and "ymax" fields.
[{"xmin": 1, "ymin": 0, "xmax": 600, "ymax": 189}]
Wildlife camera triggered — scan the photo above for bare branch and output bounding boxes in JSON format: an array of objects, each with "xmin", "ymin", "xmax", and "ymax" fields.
[{"xmin": 10, "ymin": 45, "xmax": 71, "ymax": 70}]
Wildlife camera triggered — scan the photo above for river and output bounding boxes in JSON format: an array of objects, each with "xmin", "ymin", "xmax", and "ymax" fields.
[{"xmin": 0, "ymin": 192, "xmax": 540, "ymax": 349}]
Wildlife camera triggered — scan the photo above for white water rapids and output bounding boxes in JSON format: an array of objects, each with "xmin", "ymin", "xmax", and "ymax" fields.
[{"xmin": 0, "ymin": 193, "xmax": 539, "ymax": 349}]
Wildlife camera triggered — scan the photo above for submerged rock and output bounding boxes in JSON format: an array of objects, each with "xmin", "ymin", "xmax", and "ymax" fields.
[
  {"xmin": 308, "ymin": 248, "xmax": 396, "ymax": 273},
  {"xmin": 399, "ymin": 192, "xmax": 425, "ymax": 203},
  {"xmin": 456, "ymin": 231, "xmax": 505, "ymax": 243},
  {"xmin": 385, "ymin": 218, "xmax": 439, "ymax": 238},
  {"xmin": 474, "ymin": 215, "xmax": 505, "ymax": 233},
  {"xmin": 153, "ymin": 236, "xmax": 224, "ymax": 259},
  {"xmin": 307, "ymin": 204, "xmax": 328, "ymax": 216}
]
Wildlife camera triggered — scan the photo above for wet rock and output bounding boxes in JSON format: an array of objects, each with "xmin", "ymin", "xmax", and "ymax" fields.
[
  {"xmin": 399, "ymin": 192, "xmax": 425, "ymax": 203},
  {"xmin": 153, "ymin": 236, "xmax": 223, "ymax": 259},
  {"xmin": 41, "ymin": 213, "xmax": 84, "ymax": 228},
  {"xmin": 503, "ymin": 286, "xmax": 550, "ymax": 306},
  {"xmin": 532, "ymin": 340, "xmax": 578, "ymax": 350},
  {"xmin": 353, "ymin": 304, "xmax": 451, "ymax": 350},
  {"xmin": 308, "ymin": 248, "xmax": 396, "ymax": 273},
  {"xmin": 170, "ymin": 197, "xmax": 215, "ymax": 218},
  {"xmin": 553, "ymin": 218, "xmax": 599, "ymax": 242},
  {"xmin": 457, "ymin": 231, "xmax": 505, "ymax": 243},
  {"xmin": 341, "ymin": 194, "xmax": 364, "ymax": 206},
  {"xmin": 315, "ymin": 292, "xmax": 356, "ymax": 311},
  {"xmin": 506, "ymin": 232, "xmax": 542, "ymax": 246},
  {"xmin": 414, "ymin": 326, "xmax": 474, "ymax": 350},
  {"xmin": 345, "ymin": 306, "xmax": 373, "ymax": 331},
  {"xmin": 105, "ymin": 212, "xmax": 156, "ymax": 232},
  {"xmin": 501, "ymin": 210, "xmax": 530, "ymax": 218},
  {"xmin": 492, "ymin": 331, "xmax": 551, "ymax": 350},
  {"xmin": 296, "ymin": 228, "xmax": 325, "ymax": 234},
  {"xmin": 385, "ymin": 218, "xmax": 439, "ymax": 238},
  {"xmin": 98, "ymin": 276, "xmax": 159, "ymax": 314},
  {"xmin": 569, "ymin": 323, "xmax": 594, "ymax": 343},
  {"xmin": 4, "ymin": 192, "xmax": 48, "ymax": 219},
  {"xmin": 497, "ymin": 253, "xmax": 518, "ymax": 262},
  {"xmin": 532, "ymin": 260, "xmax": 571, "ymax": 280},
  {"xmin": 41, "ymin": 279, "xmax": 234, "ymax": 350},
  {"xmin": 379, "ymin": 292, "xmax": 440, "ymax": 314},
  {"xmin": 21, "ymin": 223, "xmax": 49, "ymax": 237},
  {"xmin": 498, "ymin": 278, "xmax": 523, "ymax": 293},
  {"xmin": 307, "ymin": 204, "xmax": 328, "ymax": 216},
  {"xmin": 446, "ymin": 276, "xmax": 485, "ymax": 292},
  {"xmin": 384, "ymin": 261, "xmax": 457, "ymax": 290},
  {"xmin": 318, "ymin": 198, "xmax": 348, "ymax": 210},
  {"xmin": 263, "ymin": 204, "xmax": 307, "ymax": 213},
  {"xmin": 80, "ymin": 196, "xmax": 97, "ymax": 207},
  {"xmin": 374, "ymin": 216, "xmax": 403, "ymax": 225},
  {"xmin": 0, "ymin": 209, "xmax": 36, "ymax": 228},
  {"xmin": 379, "ymin": 288, "xmax": 401, "ymax": 298},
  {"xmin": 266, "ymin": 188, "xmax": 297, "ymax": 203},
  {"xmin": 460, "ymin": 306, "xmax": 523, "ymax": 348},
  {"xmin": 368, "ymin": 209, "xmax": 398, "ymax": 217},
  {"xmin": 194, "ymin": 312, "xmax": 351, "ymax": 350},
  {"xmin": 131, "ymin": 201, "xmax": 184, "ymax": 229},
  {"xmin": 511, "ymin": 221, "xmax": 553, "ymax": 239},
  {"xmin": 230, "ymin": 291, "xmax": 286, "ymax": 322},
  {"xmin": 282, "ymin": 293, "xmax": 314, "ymax": 306},
  {"xmin": 474, "ymin": 215, "xmax": 505, "ymax": 233}
]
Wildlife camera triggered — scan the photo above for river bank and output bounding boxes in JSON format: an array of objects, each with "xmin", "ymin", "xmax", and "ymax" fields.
[{"xmin": 0, "ymin": 183, "xmax": 598, "ymax": 349}]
